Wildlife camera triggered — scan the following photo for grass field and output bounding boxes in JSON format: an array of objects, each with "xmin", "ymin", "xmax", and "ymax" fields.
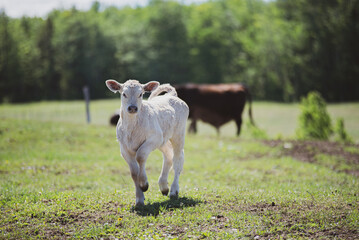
[
  {"xmin": 0, "ymin": 100, "xmax": 358, "ymax": 239},
  {"xmin": 1, "ymin": 100, "xmax": 358, "ymax": 141}
]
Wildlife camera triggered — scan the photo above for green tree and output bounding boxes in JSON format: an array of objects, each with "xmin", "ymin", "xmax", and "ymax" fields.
[
  {"xmin": 0, "ymin": 11, "xmax": 21, "ymax": 102},
  {"xmin": 277, "ymin": 0, "xmax": 359, "ymax": 101},
  {"xmin": 146, "ymin": 0, "xmax": 191, "ymax": 84},
  {"xmin": 188, "ymin": 1, "xmax": 239, "ymax": 84},
  {"xmin": 54, "ymin": 9, "xmax": 117, "ymax": 99},
  {"xmin": 37, "ymin": 17, "xmax": 58, "ymax": 99},
  {"xmin": 99, "ymin": 6, "xmax": 150, "ymax": 82},
  {"xmin": 1, "ymin": 0, "xmax": 358, "ymax": 102},
  {"xmin": 15, "ymin": 16, "xmax": 44, "ymax": 101}
]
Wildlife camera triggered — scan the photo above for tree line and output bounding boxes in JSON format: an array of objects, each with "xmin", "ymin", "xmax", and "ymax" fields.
[{"xmin": 0, "ymin": 0, "xmax": 358, "ymax": 103}]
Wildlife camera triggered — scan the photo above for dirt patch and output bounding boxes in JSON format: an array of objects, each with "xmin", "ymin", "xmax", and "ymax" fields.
[{"xmin": 263, "ymin": 140, "xmax": 359, "ymax": 176}]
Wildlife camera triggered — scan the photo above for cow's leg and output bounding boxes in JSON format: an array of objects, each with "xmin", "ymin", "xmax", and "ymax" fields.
[
  {"xmin": 235, "ymin": 117, "xmax": 243, "ymax": 136},
  {"xmin": 135, "ymin": 137, "xmax": 161, "ymax": 193},
  {"xmin": 216, "ymin": 127, "xmax": 220, "ymax": 136},
  {"xmin": 169, "ymin": 137, "xmax": 185, "ymax": 198},
  {"xmin": 188, "ymin": 119, "xmax": 197, "ymax": 133},
  {"xmin": 122, "ymin": 150, "xmax": 145, "ymax": 206},
  {"xmin": 158, "ymin": 141, "xmax": 173, "ymax": 196}
]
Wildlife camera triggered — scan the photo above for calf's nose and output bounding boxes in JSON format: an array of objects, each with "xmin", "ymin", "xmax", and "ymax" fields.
[{"xmin": 127, "ymin": 105, "xmax": 138, "ymax": 114}]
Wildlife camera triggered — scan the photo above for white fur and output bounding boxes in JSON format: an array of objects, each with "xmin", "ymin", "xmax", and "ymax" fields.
[{"xmin": 106, "ymin": 79, "xmax": 189, "ymax": 206}]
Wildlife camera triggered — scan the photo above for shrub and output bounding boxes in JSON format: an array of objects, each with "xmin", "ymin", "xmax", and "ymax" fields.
[
  {"xmin": 296, "ymin": 91, "xmax": 332, "ymax": 140},
  {"xmin": 335, "ymin": 118, "xmax": 353, "ymax": 143}
]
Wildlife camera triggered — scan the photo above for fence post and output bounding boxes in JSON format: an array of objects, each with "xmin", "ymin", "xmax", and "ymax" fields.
[{"xmin": 83, "ymin": 85, "xmax": 91, "ymax": 124}]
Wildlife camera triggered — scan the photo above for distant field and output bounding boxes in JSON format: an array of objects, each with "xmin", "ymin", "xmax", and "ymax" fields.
[
  {"xmin": 0, "ymin": 100, "xmax": 358, "ymax": 238},
  {"xmin": 0, "ymin": 100, "xmax": 358, "ymax": 141}
]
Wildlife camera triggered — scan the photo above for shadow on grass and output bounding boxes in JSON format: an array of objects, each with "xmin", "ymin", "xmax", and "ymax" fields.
[{"xmin": 132, "ymin": 196, "xmax": 202, "ymax": 217}]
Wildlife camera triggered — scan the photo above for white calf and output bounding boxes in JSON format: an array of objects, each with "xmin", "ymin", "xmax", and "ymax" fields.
[{"xmin": 105, "ymin": 79, "xmax": 189, "ymax": 206}]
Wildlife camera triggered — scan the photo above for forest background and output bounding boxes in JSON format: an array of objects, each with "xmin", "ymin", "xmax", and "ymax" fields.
[{"xmin": 0, "ymin": 0, "xmax": 358, "ymax": 103}]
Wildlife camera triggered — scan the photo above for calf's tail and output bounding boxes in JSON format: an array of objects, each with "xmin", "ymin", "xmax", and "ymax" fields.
[
  {"xmin": 244, "ymin": 85, "xmax": 256, "ymax": 126},
  {"xmin": 149, "ymin": 84, "xmax": 177, "ymax": 100}
]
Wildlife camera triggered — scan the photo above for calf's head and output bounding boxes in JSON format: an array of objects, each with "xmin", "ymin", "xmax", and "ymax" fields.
[{"xmin": 106, "ymin": 79, "xmax": 159, "ymax": 114}]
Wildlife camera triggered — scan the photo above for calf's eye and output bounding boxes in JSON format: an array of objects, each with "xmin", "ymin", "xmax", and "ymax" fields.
[
  {"xmin": 139, "ymin": 93, "xmax": 143, "ymax": 98},
  {"xmin": 123, "ymin": 93, "xmax": 127, "ymax": 98}
]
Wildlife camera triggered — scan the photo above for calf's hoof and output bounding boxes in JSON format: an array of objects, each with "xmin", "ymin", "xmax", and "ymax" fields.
[
  {"xmin": 135, "ymin": 201, "xmax": 145, "ymax": 208},
  {"xmin": 140, "ymin": 182, "xmax": 149, "ymax": 192},
  {"xmin": 161, "ymin": 189, "xmax": 169, "ymax": 196},
  {"xmin": 169, "ymin": 191, "xmax": 179, "ymax": 199}
]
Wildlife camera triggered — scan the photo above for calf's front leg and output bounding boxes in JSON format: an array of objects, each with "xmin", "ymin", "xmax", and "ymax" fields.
[
  {"xmin": 135, "ymin": 138, "xmax": 161, "ymax": 192},
  {"xmin": 122, "ymin": 150, "xmax": 145, "ymax": 206}
]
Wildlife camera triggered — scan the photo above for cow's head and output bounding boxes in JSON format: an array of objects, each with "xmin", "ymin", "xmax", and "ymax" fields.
[{"xmin": 105, "ymin": 79, "xmax": 159, "ymax": 114}]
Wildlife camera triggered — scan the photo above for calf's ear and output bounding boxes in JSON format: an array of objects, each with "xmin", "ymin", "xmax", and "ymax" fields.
[
  {"xmin": 143, "ymin": 81, "xmax": 160, "ymax": 92},
  {"xmin": 105, "ymin": 79, "xmax": 122, "ymax": 93}
]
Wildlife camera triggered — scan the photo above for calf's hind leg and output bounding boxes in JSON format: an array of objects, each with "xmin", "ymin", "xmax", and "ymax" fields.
[
  {"xmin": 158, "ymin": 141, "xmax": 173, "ymax": 196},
  {"xmin": 169, "ymin": 137, "xmax": 185, "ymax": 198}
]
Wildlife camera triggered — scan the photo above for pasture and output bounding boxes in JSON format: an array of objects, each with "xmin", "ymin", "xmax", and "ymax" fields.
[{"xmin": 0, "ymin": 100, "xmax": 358, "ymax": 239}]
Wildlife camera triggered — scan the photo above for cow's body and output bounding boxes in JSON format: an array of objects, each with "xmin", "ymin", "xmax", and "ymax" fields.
[
  {"xmin": 110, "ymin": 110, "xmax": 120, "ymax": 126},
  {"xmin": 106, "ymin": 80, "xmax": 189, "ymax": 206},
  {"xmin": 175, "ymin": 83, "xmax": 254, "ymax": 136}
]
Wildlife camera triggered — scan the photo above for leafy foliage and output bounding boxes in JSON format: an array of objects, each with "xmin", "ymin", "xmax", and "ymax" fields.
[
  {"xmin": 0, "ymin": 12, "xmax": 21, "ymax": 102},
  {"xmin": 0, "ymin": 0, "xmax": 358, "ymax": 102},
  {"xmin": 335, "ymin": 118, "xmax": 353, "ymax": 143},
  {"xmin": 296, "ymin": 91, "xmax": 332, "ymax": 140}
]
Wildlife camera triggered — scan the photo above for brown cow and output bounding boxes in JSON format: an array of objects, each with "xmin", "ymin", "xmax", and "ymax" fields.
[
  {"xmin": 175, "ymin": 83, "xmax": 255, "ymax": 136},
  {"xmin": 110, "ymin": 111, "xmax": 120, "ymax": 126}
]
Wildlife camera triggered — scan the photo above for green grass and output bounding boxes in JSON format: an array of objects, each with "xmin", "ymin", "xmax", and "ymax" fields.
[
  {"xmin": 0, "ymin": 100, "xmax": 358, "ymax": 239},
  {"xmin": 1, "ymin": 100, "xmax": 358, "ymax": 141},
  {"xmin": 219, "ymin": 102, "xmax": 359, "ymax": 141},
  {"xmin": 0, "ymin": 99, "xmax": 121, "ymax": 126}
]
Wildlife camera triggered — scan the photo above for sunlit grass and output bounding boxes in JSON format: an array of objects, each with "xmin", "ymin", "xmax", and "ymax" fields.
[
  {"xmin": 1, "ymin": 100, "xmax": 358, "ymax": 238},
  {"xmin": 1, "ymin": 100, "xmax": 358, "ymax": 141},
  {"xmin": 0, "ymin": 99, "xmax": 121, "ymax": 126},
  {"xmin": 0, "ymin": 115, "xmax": 358, "ymax": 238}
]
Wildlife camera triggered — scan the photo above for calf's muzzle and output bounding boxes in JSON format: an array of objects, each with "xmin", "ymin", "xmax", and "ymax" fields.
[{"xmin": 127, "ymin": 105, "xmax": 138, "ymax": 114}]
